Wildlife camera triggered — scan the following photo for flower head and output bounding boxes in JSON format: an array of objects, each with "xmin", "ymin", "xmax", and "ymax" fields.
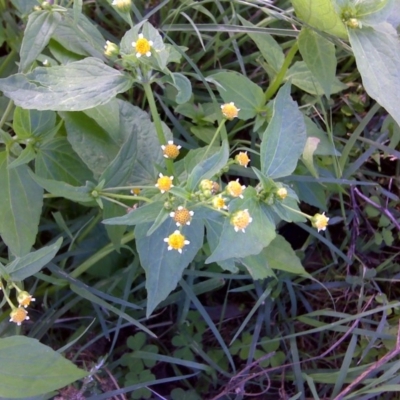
[
  {"xmin": 231, "ymin": 209, "xmax": 252, "ymax": 232},
  {"xmin": 10, "ymin": 307, "xmax": 29, "ymax": 326},
  {"xmin": 132, "ymin": 33, "xmax": 153, "ymax": 58},
  {"xmin": 226, "ymin": 179, "xmax": 246, "ymax": 198},
  {"xmin": 170, "ymin": 206, "xmax": 194, "ymax": 226},
  {"xmin": 155, "ymin": 173, "xmax": 174, "ymax": 194},
  {"xmin": 199, "ymin": 179, "xmax": 213, "ymax": 192},
  {"xmin": 212, "ymin": 195, "xmax": 228, "ymax": 210},
  {"xmin": 17, "ymin": 291, "xmax": 35, "ymax": 308},
  {"xmin": 104, "ymin": 40, "xmax": 119, "ymax": 57},
  {"xmin": 235, "ymin": 151, "xmax": 250, "ymax": 168},
  {"xmin": 130, "ymin": 188, "xmax": 141, "ymax": 196},
  {"xmin": 312, "ymin": 212, "xmax": 329, "ymax": 232},
  {"xmin": 112, "ymin": 0, "xmax": 131, "ymax": 12},
  {"xmin": 162, "ymin": 140, "xmax": 181, "ymax": 159},
  {"xmin": 276, "ymin": 187, "xmax": 288, "ymax": 200},
  {"xmin": 221, "ymin": 102, "xmax": 240, "ymax": 120},
  {"xmin": 164, "ymin": 230, "xmax": 190, "ymax": 253}
]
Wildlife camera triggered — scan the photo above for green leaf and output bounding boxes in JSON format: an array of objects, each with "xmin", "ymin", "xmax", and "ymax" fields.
[
  {"xmin": 169, "ymin": 72, "xmax": 192, "ymax": 104},
  {"xmin": 99, "ymin": 132, "xmax": 137, "ymax": 188},
  {"xmin": 291, "ymin": 0, "xmax": 348, "ymax": 39},
  {"xmin": 298, "ymin": 27, "xmax": 337, "ymax": 98},
  {"xmin": 241, "ymin": 248, "xmax": 277, "ymax": 280},
  {"xmin": 286, "ymin": 61, "xmax": 347, "ymax": 95},
  {"xmin": 7, "ymin": 238, "xmax": 63, "ymax": 281},
  {"xmin": 62, "ymin": 111, "xmax": 120, "ymax": 177},
  {"xmin": 260, "ymin": 82, "xmax": 307, "ymax": 178},
  {"xmin": 8, "ymin": 144, "xmax": 36, "ymax": 169},
  {"xmin": 348, "ymin": 24, "xmax": 400, "ymax": 128},
  {"xmin": 210, "ymin": 71, "xmax": 265, "ymax": 120},
  {"xmin": 304, "ymin": 116, "xmax": 340, "ymax": 156},
  {"xmin": 35, "ymin": 137, "xmax": 94, "ymax": 186},
  {"xmin": 337, "ymin": 0, "xmax": 395, "ymax": 25},
  {"xmin": 264, "ymin": 235, "xmax": 308, "ymax": 275},
  {"xmin": 103, "ymin": 201, "xmax": 164, "ymax": 226},
  {"xmin": 0, "ymin": 152, "xmax": 43, "ymax": 256},
  {"xmin": 19, "ymin": 11, "xmax": 61, "ymax": 73},
  {"xmin": 13, "ymin": 107, "xmax": 56, "ymax": 139},
  {"xmin": 302, "ymin": 137, "xmax": 320, "ymax": 177},
  {"xmin": 238, "ymin": 16, "xmax": 284, "ymax": 73},
  {"xmin": 0, "ymin": 58, "xmax": 133, "ymax": 111},
  {"xmin": 206, "ymin": 193, "xmax": 276, "ymax": 264},
  {"xmin": 29, "ymin": 170, "xmax": 95, "ymax": 203},
  {"xmin": 0, "ymin": 336, "xmax": 87, "ymax": 398},
  {"xmin": 135, "ymin": 218, "xmax": 204, "ymax": 317},
  {"xmin": 102, "ymin": 201, "xmax": 127, "ymax": 249},
  {"xmin": 186, "ymin": 140, "xmax": 229, "ymax": 191}
]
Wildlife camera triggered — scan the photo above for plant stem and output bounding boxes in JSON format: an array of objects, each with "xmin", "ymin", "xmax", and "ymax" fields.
[
  {"xmin": 281, "ymin": 203, "xmax": 311, "ymax": 220},
  {"xmin": 264, "ymin": 41, "xmax": 299, "ymax": 103},
  {"xmin": 102, "ymin": 192, "xmax": 152, "ymax": 203},
  {"xmin": 203, "ymin": 119, "xmax": 226, "ymax": 160}
]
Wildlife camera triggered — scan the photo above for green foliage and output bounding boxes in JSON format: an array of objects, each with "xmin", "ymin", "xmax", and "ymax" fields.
[{"xmin": 0, "ymin": 0, "xmax": 399, "ymax": 398}]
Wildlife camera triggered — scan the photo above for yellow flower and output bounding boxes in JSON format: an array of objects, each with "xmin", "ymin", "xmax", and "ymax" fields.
[
  {"xmin": 276, "ymin": 187, "xmax": 288, "ymax": 200},
  {"xmin": 104, "ymin": 40, "xmax": 119, "ymax": 57},
  {"xmin": 17, "ymin": 291, "xmax": 35, "ymax": 308},
  {"xmin": 221, "ymin": 102, "xmax": 240, "ymax": 120},
  {"xmin": 199, "ymin": 179, "xmax": 213, "ymax": 191},
  {"xmin": 162, "ymin": 140, "xmax": 181, "ymax": 159},
  {"xmin": 235, "ymin": 151, "xmax": 250, "ymax": 168},
  {"xmin": 111, "ymin": 0, "xmax": 131, "ymax": 12},
  {"xmin": 226, "ymin": 179, "xmax": 246, "ymax": 199},
  {"xmin": 312, "ymin": 212, "xmax": 329, "ymax": 232},
  {"xmin": 155, "ymin": 173, "xmax": 174, "ymax": 194},
  {"xmin": 212, "ymin": 195, "xmax": 228, "ymax": 210},
  {"xmin": 132, "ymin": 33, "xmax": 153, "ymax": 58},
  {"xmin": 231, "ymin": 209, "xmax": 252, "ymax": 232},
  {"xmin": 10, "ymin": 307, "xmax": 29, "ymax": 326},
  {"xmin": 170, "ymin": 206, "xmax": 194, "ymax": 226},
  {"xmin": 164, "ymin": 230, "xmax": 190, "ymax": 253},
  {"xmin": 130, "ymin": 188, "xmax": 141, "ymax": 196}
]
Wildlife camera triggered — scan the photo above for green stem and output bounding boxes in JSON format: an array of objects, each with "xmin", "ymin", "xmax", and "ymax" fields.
[
  {"xmin": 102, "ymin": 192, "xmax": 152, "ymax": 203},
  {"xmin": 264, "ymin": 41, "xmax": 299, "ymax": 103},
  {"xmin": 0, "ymin": 100, "xmax": 14, "ymax": 133},
  {"xmin": 142, "ymin": 82, "xmax": 174, "ymax": 176},
  {"xmin": 203, "ymin": 119, "xmax": 226, "ymax": 160},
  {"xmin": 281, "ymin": 203, "xmax": 312, "ymax": 220}
]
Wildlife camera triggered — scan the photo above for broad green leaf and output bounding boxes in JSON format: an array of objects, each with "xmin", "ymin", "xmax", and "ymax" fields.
[
  {"xmin": 136, "ymin": 218, "xmax": 204, "ymax": 317},
  {"xmin": 186, "ymin": 140, "xmax": 229, "ymax": 191},
  {"xmin": 10, "ymin": 0, "xmax": 38, "ymax": 15},
  {"xmin": 304, "ymin": 116, "xmax": 340, "ymax": 156},
  {"xmin": 210, "ymin": 71, "xmax": 265, "ymax": 120},
  {"xmin": 292, "ymin": 181, "xmax": 327, "ymax": 210},
  {"xmin": 302, "ymin": 137, "xmax": 320, "ymax": 178},
  {"xmin": 13, "ymin": 107, "xmax": 56, "ymax": 139},
  {"xmin": 286, "ymin": 61, "xmax": 347, "ymax": 95},
  {"xmin": 238, "ymin": 16, "xmax": 284, "ymax": 73},
  {"xmin": 0, "ymin": 58, "xmax": 133, "ymax": 111},
  {"xmin": 102, "ymin": 201, "xmax": 127, "ymax": 249},
  {"xmin": 291, "ymin": 0, "xmax": 348, "ymax": 39},
  {"xmin": 103, "ymin": 201, "xmax": 164, "ymax": 226},
  {"xmin": 35, "ymin": 138, "xmax": 94, "ymax": 186},
  {"xmin": 336, "ymin": 0, "xmax": 394, "ymax": 25},
  {"xmin": 170, "ymin": 72, "xmax": 192, "ymax": 104},
  {"xmin": 62, "ymin": 111, "xmax": 120, "ymax": 177},
  {"xmin": 0, "ymin": 336, "xmax": 87, "ymax": 398},
  {"xmin": 99, "ymin": 132, "xmax": 137, "ymax": 188},
  {"xmin": 260, "ymin": 82, "xmax": 307, "ymax": 178},
  {"xmin": 7, "ymin": 144, "xmax": 36, "ymax": 169},
  {"xmin": 268, "ymin": 194, "xmax": 307, "ymax": 223},
  {"xmin": 29, "ymin": 171, "xmax": 95, "ymax": 203},
  {"xmin": 241, "ymin": 248, "xmax": 277, "ymax": 280},
  {"xmin": 52, "ymin": 10, "xmax": 105, "ymax": 58},
  {"xmin": 264, "ymin": 235, "xmax": 308, "ymax": 275},
  {"xmin": 348, "ymin": 24, "xmax": 400, "ymax": 128},
  {"xmin": 19, "ymin": 11, "xmax": 61, "ymax": 73},
  {"xmin": 0, "ymin": 152, "xmax": 43, "ymax": 256},
  {"xmin": 7, "ymin": 238, "xmax": 62, "ymax": 281},
  {"xmin": 206, "ymin": 192, "xmax": 276, "ymax": 264},
  {"xmin": 298, "ymin": 27, "xmax": 337, "ymax": 98}
]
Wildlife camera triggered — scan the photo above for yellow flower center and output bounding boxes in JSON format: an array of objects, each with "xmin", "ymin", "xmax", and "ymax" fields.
[
  {"xmin": 200, "ymin": 179, "xmax": 213, "ymax": 191},
  {"xmin": 163, "ymin": 143, "xmax": 180, "ymax": 159},
  {"xmin": 10, "ymin": 307, "xmax": 29, "ymax": 325},
  {"xmin": 221, "ymin": 102, "xmax": 240, "ymax": 120},
  {"xmin": 212, "ymin": 196, "xmax": 227, "ymax": 210},
  {"xmin": 312, "ymin": 213, "xmax": 329, "ymax": 232},
  {"xmin": 226, "ymin": 180, "xmax": 244, "ymax": 198},
  {"xmin": 172, "ymin": 207, "xmax": 193, "ymax": 226},
  {"xmin": 165, "ymin": 230, "xmax": 189, "ymax": 252},
  {"xmin": 135, "ymin": 37, "xmax": 151, "ymax": 56},
  {"xmin": 276, "ymin": 188, "xmax": 288, "ymax": 200},
  {"xmin": 17, "ymin": 291, "xmax": 35, "ymax": 308},
  {"xmin": 235, "ymin": 151, "xmax": 250, "ymax": 167},
  {"xmin": 131, "ymin": 188, "xmax": 141, "ymax": 196},
  {"xmin": 231, "ymin": 209, "xmax": 252, "ymax": 232},
  {"xmin": 156, "ymin": 174, "xmax": 173, "ymax": 193}
]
